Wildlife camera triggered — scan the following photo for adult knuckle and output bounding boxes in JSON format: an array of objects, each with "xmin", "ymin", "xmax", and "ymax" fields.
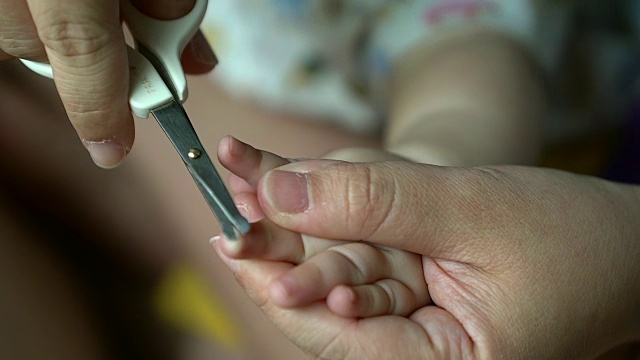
[
  {"xmin": 0, "ymin": 33, "xmax": 43, "ymax": 59},
  {"xmin": 64, "ymin": 100, "xmax": 112, "ymax": 121},
  {"xmin": 338, "ymin": 163, "xmax": 397, "ymax": 239},
  {"xmin": 57, "ymin": 92, "xmax": 115, "ymax": 128},
  {"xmin": 55, "ymin": 77, "xmax": 122, "ymax": 123},
  {"xmin": 36, "ymin": 13, "xmax": 113, "ymax": 60}
]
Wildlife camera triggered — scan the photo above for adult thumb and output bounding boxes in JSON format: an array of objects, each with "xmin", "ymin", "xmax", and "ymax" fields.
[{"xmin": 257, "ymin": 160, "xmax": 510, "ymax": 258}]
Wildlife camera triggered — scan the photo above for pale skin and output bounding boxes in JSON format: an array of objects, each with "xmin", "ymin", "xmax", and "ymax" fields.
[
  {"xmin": 216, "ymin": 136, "xmax": 429, "ymax": 318},
  {"xmin": 4, "ymin": 2, "xmax": 638, "ymax": 357},
  {"xmin": 215, "ymin": 26, "xmax": 546, "ymax": 321},
  {"xmin": 213, "ymin": 27, "xmax": 640, "ymax": 359},
  {"xmin": 0, "ymin": 0, "xmax": 217, "ymax": 168},
  {"xmin": 215, "ymin": 144, "xmax": 640, "ymax": 359}
]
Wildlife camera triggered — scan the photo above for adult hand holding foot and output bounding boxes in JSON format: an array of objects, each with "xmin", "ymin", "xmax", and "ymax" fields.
[
  {"xmin": 0, "ymin": 0, "xmax": 216, "ymax": 168},
  {"xmin": 214, "ymin": 138, "xmax": 640, "ymax": 359}
]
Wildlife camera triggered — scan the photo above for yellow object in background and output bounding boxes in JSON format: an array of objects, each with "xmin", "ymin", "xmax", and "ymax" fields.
[{"xmin": 153, "ymin": 263, "xmax": 244, "ymax": 352}]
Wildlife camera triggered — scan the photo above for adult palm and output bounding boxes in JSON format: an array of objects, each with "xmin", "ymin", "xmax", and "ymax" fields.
[{"xmin": 215, "ymin": 143, "xmax": 640, "ymax": 359}]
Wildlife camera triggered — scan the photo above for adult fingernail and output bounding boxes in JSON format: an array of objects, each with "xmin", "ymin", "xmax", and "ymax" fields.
[
  {"xmin": 192, "ymin": 30, "xmax": 218, "ymax": 66},
  {"xmin": 263, "ymin": 170, "xmax": 309, "ymax": 214},
  {"xmin": 85, "ymin": 140, "xmax": 127, "ymax": 169}
]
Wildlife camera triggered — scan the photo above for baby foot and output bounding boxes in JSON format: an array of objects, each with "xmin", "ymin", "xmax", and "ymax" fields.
[{"xmin": 216, "ymin": 136, "xmax": 430, "ymax": 318}]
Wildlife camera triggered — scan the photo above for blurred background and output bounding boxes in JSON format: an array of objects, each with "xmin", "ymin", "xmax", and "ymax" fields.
[{"xmin": 1, "ymin": 1, "xmax": 639, "ymax": 359}]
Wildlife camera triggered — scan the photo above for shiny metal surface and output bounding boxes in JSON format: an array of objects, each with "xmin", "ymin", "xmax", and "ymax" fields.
[{"xmin": 152, "ymin": 101, "xmax": 249, "ymax": 239}]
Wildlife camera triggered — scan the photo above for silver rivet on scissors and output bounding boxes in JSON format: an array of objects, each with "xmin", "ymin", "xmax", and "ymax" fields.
[
  {"xmin": 188, "ymin": 148, "xmax": 202, "ymax": 160},
  {"xmin": 18, "ymin": 0, "xmax": 250, "ymax": 240}
]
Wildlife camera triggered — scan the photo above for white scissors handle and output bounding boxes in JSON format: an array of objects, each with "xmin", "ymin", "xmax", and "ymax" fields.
[
  {"xmin": 17, "ymin": 0, "xmax": 250, "ymax": 239},
  {"xmin": 19, "ymin": 0, "xmax": 207, "ymax": 118},
  {"xmin": 120, "ymin": 0, "xmax": 207, "ymax": 103},
  {"xmin": 19, "ymin": 58, "xmax": 53, "ymax": 78}
]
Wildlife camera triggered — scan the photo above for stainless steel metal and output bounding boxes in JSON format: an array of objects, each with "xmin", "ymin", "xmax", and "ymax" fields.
[
  {"xmin": 138, "ymin": 40, "xmax": 249, "ymax": 239},
  {"xmin": 19, "ymin": 2, "xmax": 246, "ymax": 238},
  {"xmin": 152, "ymin": 101, "xmax": 250, "ymax": 239}
]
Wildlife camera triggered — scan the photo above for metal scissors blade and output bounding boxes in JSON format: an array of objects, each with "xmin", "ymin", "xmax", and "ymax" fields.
[
  {"xmin": 151, "ymin": 101, "xmax": 250, "ymax": 239},
  {"xmin": 19, "ymin": 0, "xmax": 249, "ymax": 239}
]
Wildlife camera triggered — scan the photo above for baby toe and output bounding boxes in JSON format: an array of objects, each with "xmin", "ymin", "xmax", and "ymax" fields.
[
  {"xmin": 218, "ymin": 136, "xmax": 290, "ymax": 187},
  {"xmin": 327, "ymin": 280, "xmax": 421, "ymax": 318}
]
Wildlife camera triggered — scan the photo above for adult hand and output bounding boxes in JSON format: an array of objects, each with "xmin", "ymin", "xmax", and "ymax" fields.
[
  {"xmin": 0, "ymin": 0, "xmax": 217, "ymax": 168},
  {"xmin": 217, "ymin": 160, "xmax": 640, "ymax": 359}
]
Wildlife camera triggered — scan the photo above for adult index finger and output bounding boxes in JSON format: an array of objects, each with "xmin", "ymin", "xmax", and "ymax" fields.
[
  {"xmin": 0, "ymin": 0, "xmax": 46, "ymax": 61},
  {"xmin": 27, "ymin": 0, "xmax": 132, "ymax": 168}
]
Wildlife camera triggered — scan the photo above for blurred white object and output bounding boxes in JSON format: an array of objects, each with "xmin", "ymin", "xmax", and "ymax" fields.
[{"xmin": 202, "ymin": 0, "xmax": 563, "ymax": 134}]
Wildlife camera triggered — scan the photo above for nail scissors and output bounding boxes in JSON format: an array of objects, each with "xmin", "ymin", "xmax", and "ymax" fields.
[{"xmin": 20, "ymin": 0, "xmax": 249, "ymax": 240}]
